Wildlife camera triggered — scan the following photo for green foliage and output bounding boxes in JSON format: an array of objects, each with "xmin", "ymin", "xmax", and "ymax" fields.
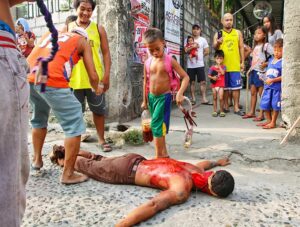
[{"xmin": 124, "ymin": 129, "xmax": 144, "ymax": 145}]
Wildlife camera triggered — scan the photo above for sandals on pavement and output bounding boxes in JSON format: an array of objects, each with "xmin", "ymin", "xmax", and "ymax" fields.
[
  {"xmin": 234, "ymin": 110, "xmax": 245, "ymax": 116},
  {"xmin": 256, "ymin": 122, "xmax": 269, "ymax": 127},
  {"xmin": 253, "ymin": 116, "xmax": 265, "ymax": 122},
  {"xmin": 242, "ymin": 114, "xmax": 256, "ymax": 119},
  {"xmin": 31, "ymin": 162, "xmax": 43, "ymax": 171},
  {"xmin": 219, "ymin": 112, "xmax": 226, "ymax": 117},
  {"xmin": 262, "ymin": 124, "xmax": 276, "ymax": 129},
  {"xmin": 212, "ymin": 112, "xmax": 218, "ymax": 117},
  {"xmin": 98, "ymin": 143, "xmax": 113, "ymax": 152},
  {"xmin": 202, "ymin": 101, "xmax": 213, "ymax": 105},
  {"xmin": 224, "ymin": 109, "xmax": 230, "ymax": 113},
  {"xmin": 191, "ymin": 100, "xmax": 196, "ymax": 105}
]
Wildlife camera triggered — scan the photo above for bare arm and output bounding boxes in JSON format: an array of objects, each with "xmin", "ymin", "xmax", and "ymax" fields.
[
  {"xmin": 77, "ymin": 37, "xmax": 100, "ymax": 92},
  {"xmin": 141, "ymin": 66, "xmax": 148, "ymax": 109},
  {"xmin": 195, "ymin": 157, "xmax": 230, "ymax": 170},
  {"xmin": 184, "ymin": 43, "xmax": 199, "ymax": 53},
  {"xmin": 203, "ymin": 47, "xmax": 209, "ymax": 56},
  {"xmin": 172, "ymin": 58, "xmax": 189, "ymax": 105},
  {"xmin": 77, "ymin": 150, "xmax": 95, "ymax": 159},
  {"xmin": 116, "ymin": 187, "xmax": 189, "ymax": 227},
  {"xmin": 213, "ymin": 32, "xmax": 223, "ymax": 50},
  {"xmin": 238, "ymin": 30, "xmax": 245, "ymax": 70},
  {"xmin": 244, "ymin": 44, "xmax": 252, "ymax": 60},
  {"xmin": 98, "ymin": 25, "xmax": 111, "ymax": 92}
]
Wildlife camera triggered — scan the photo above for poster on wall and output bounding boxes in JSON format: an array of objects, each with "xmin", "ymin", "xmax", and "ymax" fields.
[
  {"xmin": 130, "ymin": 0, "xmax": 151, "ymax": 25},
  {"xmin": 165, "ymin": 41, "xmax": 180, "ymax": 63},
  {"xmin": 164, "ymin": 0, "xmax": 181, "ymax": 44},
  {"xmin": 133, "ymin": 20, "xmax": 148, "ymax": 64}
]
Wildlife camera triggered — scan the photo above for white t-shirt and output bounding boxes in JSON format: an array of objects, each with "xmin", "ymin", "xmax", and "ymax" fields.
[
  {"xmin": 268, "ymin": 29, "xmax": 283, "ymax": 47},
  {"xmin": 251, "ymin": 43, "xmax": 273, "ymax": 72},
  {"xmin": 184, "ymin": 36, "xmax": 209, "ymax": 68}
]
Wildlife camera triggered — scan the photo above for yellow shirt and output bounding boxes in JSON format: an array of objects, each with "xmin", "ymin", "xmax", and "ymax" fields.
[
  {"xmin": 220, "ymin": 29, "xmax": 240, "ymax": 72},
  {"xmin": 68, "ymin": 21, "xmax": 103, "ymax": 89}
]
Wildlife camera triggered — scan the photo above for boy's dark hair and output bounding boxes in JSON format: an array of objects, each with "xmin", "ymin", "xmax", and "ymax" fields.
[
  {"xmin": 274, "ymin": 38, "xmax": 283, "ymax": 48},
  {"xmin": 214, "ymin": 50, "xmax": 224, "ymax": 58},
  {"xmin": 49, "ymin": 145, "xmax": 65, "ymax": 165},
  {"xmin": 73, "ymin": 0, "xmax": 96, "ymax": 11},
  {"xmin": 65, "ymin": 15, "xmax": 77, "ymax": 26},
  {"xmin": 211, "ymin": 170, "xmax": 235, "ymax": 198},
  {"xmin": 143, "ymin": 28, "xmax": 164, "ymax": 44},
  {"xmin": 187, "ymin": 36, "xmax": 194, "ymax": 41}
]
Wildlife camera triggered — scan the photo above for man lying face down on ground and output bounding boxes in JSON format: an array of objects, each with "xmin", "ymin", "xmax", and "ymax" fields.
[{"xmin": 50, "ymin": 146, "xmax": 235, "ymax": 227}]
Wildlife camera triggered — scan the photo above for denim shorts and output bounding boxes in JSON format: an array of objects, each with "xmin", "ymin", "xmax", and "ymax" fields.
[
  {"xmin": 30, "ymin": 84, "xmax": 86, "ymax": 137},
  {"xmin": 250, "ymin": 70, "xmax": 264, "ymax": 88}
]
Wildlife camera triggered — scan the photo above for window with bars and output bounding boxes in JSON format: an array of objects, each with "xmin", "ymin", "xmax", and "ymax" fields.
[{"xmin": 15, "ymin": 0, "xmax": 73, "ymax": 19}]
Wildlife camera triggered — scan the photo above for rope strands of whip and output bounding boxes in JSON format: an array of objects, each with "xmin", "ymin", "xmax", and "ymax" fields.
[{"xmin": 36, "ymin": 0, "xmax": 59, "ymax": 92}]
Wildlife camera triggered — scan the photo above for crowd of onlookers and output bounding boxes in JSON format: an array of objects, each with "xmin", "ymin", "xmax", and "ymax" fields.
[{"xmin": 184, "ymin": 13, "xmax": 283, "ymax": 131}]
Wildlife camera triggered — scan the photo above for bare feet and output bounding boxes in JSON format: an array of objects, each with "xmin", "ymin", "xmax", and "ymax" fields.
[
  {"xmin": 60, "ymin": 172, "xmax": 89, "ymax": 185},
  {"xmin": 262, "ymin": 123, "xmax": 276, "ymax": 129}
]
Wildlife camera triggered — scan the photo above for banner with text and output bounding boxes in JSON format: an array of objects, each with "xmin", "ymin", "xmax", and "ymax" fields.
[{"xmin": 164, "ymin": 0, "xmax": 181, "ymax": 44}]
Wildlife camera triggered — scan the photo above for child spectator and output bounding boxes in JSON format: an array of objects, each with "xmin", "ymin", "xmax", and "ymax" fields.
[
  {"xmin": 16, "ymin": 18, "xmax": 35, "ymax": 57},
  {"xmin": 208, "ymin": 50, "xmax": 226, "ymax": 117},
  {"xmin": 243, "ymin": 26, "xmax": 273, "ymax": 121},
  {"xmin": 141, "ymin": 28, "xmax": 189, "ymax": 158},
  {"xmin": 185, "ymin": 36, "xmax": 198, "ymax": 63},
  {"xmin": 258, "ymin": 38, "xmax": 283, "ymax": 129}
]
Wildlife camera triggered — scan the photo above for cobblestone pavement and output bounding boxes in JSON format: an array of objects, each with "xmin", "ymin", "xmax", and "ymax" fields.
[{"xmin": 23, "ymin": 93, "xmax": 300, "ymax": 227}]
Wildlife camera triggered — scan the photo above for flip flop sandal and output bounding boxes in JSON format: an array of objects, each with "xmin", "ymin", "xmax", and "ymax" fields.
[
  {"xmin": 212, "ymin": 112, "xmax": 218, "ymax": 117},
  {"xmin": 98, "ymin": 143, "xmax": 113, "ymax": 152},
  {"xmin": 202, "ymin": 101, "xmax": 213, "ymax": 105},
  {"xmin": 242, "ymin": 114, "xmax": 256, "ymax": 119},
  {"xmin": 256, "ymin": 122, "xmax": 269, "ymax": 127},
  {"xmin": 253, "ymin": 117, "xmax": 265, "ymax": 122},
  {"xmin": 219, "ymin": 112, "xmax": 226, "ymax": 117},
  {"xmin": 234, "ymin": 110, "xmax": 245, "ymax": 116},
  {"xmin": 262, "ymin": 125, "xmax": 276, "ymax": 129},
  {"xmin": 31, "ymin": 162, "xmax": 43, "ymax": 171}
]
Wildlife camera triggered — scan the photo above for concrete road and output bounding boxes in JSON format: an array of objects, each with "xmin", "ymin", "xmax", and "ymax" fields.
[{"xmin": 22, "ymin": 90, "xmax": 300, "ymax": 227}]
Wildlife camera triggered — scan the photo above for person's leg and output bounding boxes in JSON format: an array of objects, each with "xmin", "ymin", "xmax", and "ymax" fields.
[
  {"xmin": 249, "ymin": 85, "xmax": 257, "ymax": 116},
  {"xmin": 154, "ymin": 136, "xmax": 168, "ymax": 158},
  {"xmin": 264, "ymin": 89, "xmax": 281, "ymax": 129},
  {"xmin": 228, "ymin": 90, "xmax": 233, "ymax": 107},
  {"xmin": 219, "ymin": 88, "xmax": 225, "ymax": 113},
  {"xmin": 257, "ymin": 86, "xmax": 264, "ymax": 119},
  {"xmin": 232, "ymin": 89, "xmax": 241, "ymax": 112},
  {"xmin": 198, "ymin": 67, "xmax": 208, "ymax": 103},
  {"xmin": 61, "ymin": 136, "xmax": 88, "ymax": 184},
  {"xmin": 223, "ymin": 90, "xmax": 229, "ymax": 110},
  {"xmin": 258, "ymin": 88, "xmax": 272, "ymax": 126},
  {"xmin": 187, "ymin": 68, "xmax": 196, "ymax": 102},
  {"xmin": 32, "ymin": 128, "xmax": 47, "ymax": 168},
  {"xmin": 0, "ymin": 42, "xmax": 29, "ymax": 225},
  {"xmin": 212, "ymin": 88, "xmax": 217, "ymax": 112},
  {"xmin": 41, "ymin": 86, "xmax": 87, "ymax": 183},
  {"xmin": 148, "ymin": 93, "xmax": 171, "ymax": 158},
  {"xmin": 30, "ymin": 84, "xmax": 51, "ymax": 168},
  {"xmin": 85, "ymin": 90, "xmax": 112, "ymax": 151}
]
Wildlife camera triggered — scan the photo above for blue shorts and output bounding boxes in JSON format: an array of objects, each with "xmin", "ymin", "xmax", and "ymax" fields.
[
  {"xmin": 30, "ymin": 84, "xmax": 86, "ymax": 137},
  {"xmin": 148, "ymin": 93, "xmax": 172, "ymax": 137},
  {"xmin": 225, "ymin": 72, "xmax": 242, "ymax": 90},
  {"xmin": 260, "ymin": 88, "xmax": 281, "ymax": 111},
  {"xmin": 250, "ymin": 70, "xmax": 264, "ymax": 88}
]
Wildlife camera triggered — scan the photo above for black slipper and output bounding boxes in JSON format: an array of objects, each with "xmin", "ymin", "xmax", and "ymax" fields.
[
  {"xmin": 31, "ymin": 163, "xmax": 43, "ymax": 171},
  {"xmin": 201, "ymin": 101, "xmax": 213, "ymax": 105}
]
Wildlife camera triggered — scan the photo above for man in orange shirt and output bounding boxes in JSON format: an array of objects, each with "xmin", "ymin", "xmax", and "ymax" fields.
[{"xmin": 27, "ymin": 28, "xmax": 102, "ymax": 185}]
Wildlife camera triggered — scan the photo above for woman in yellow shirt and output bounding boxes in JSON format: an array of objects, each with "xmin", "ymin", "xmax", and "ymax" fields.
[{"xmin": 69, "ymin": 0, "xmax": 112, "ymax": 152}]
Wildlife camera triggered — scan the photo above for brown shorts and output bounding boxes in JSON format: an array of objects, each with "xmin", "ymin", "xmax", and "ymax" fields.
[{"xmin": 75, "ymin": 153, "xmax": 145, "ymax": 184}]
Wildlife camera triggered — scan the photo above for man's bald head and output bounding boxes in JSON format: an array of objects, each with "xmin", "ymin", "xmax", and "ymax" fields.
[{"xmin": 222, "ymin": 13, "xmax": 234, "ymax": 30}]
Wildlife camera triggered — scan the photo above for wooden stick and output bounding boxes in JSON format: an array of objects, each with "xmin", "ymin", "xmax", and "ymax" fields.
[
  {"xmin": 280, "ymin": 116, "xmax": 300, "ymax": 145},
  {"xmin": 245, "ymin": 70, "xmax": 251, "ymax": 113}
]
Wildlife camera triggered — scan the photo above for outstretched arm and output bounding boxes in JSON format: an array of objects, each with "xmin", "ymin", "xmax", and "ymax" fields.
[
  {"xmin": 116, "ymin": 188, "xmax": 189, "ymax": 227},
  {"xmin": 195, "ymin": 157, "xmax": 230, "ymax": 170}
]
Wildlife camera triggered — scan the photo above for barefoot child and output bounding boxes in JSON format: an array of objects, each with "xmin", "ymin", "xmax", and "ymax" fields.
[
  {"xmin": 259, "ymin": 38, "xmax": 283, "ymax": 129},
  {"xmin": 208, "ymin": 50, "xmax": 226, "ymax": 117},
  {"xmin": 141, "ymin": 28, "xmax": 189, "ymax": 158},
  {"xmin": 243, "ymin": 26, "xmax": 273, "ymax": 121},
  {"xmin": 185, "ymin": 36, "xmax": 198, "ymax": 63}
]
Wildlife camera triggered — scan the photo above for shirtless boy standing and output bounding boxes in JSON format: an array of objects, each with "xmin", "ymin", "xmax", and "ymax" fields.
[{"xmin": 141, "ymin": 28, "xmax": 189, "ymax": 158}]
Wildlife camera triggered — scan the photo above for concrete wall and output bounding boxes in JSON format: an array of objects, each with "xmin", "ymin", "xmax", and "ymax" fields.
[{"xmin": 16, "ymin": 0, "xmax": 220, "ymax": 123}]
